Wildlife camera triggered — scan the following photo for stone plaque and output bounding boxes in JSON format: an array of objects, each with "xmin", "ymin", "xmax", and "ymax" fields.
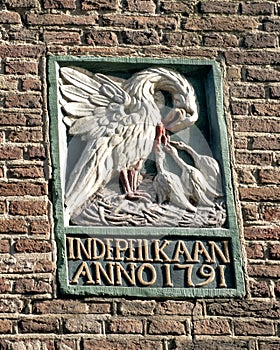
[{"xmin": 48, "ymin": 56, "xmax": 245, "ymax": 297}]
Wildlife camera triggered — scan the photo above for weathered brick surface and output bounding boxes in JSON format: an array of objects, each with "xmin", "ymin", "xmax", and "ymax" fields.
[
  {"xmin": 148, "ymin": 319, "xmax": 186, "ymax": 335},
  {"xmin": 83, "ymin": 338, "xmax": 161, "ymax": 350},
  {"xmin": 0, "ymin": 0, "xmax": 279, "ymax": 347},
  {"xmin": 107, "ymin": 318, "xmax": 143, "ymax": 334},
  {"xmin": 64, "ymin": 316, "xmax": 102, "ymax": 333},
  {"xmin": 234, "ymin": 319, "xmax": 274, "ymax": 336},
  {"xmin": 193, "ymin": 318, "xmax": 231, "ymax": 335},
  {"xmin": 43, "ymin": 0, "xmax": 76, "ymax": 9}
]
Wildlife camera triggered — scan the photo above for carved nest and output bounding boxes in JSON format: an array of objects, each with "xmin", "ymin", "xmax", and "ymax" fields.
[{"xmin": 71, "ymin": 176, "xmax": 226, "ymax": 228}]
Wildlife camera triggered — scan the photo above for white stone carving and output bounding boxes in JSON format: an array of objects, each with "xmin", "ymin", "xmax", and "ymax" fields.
[{"xmin": 59, "ymin": 66, "xmax": 226, "ymax": 227}]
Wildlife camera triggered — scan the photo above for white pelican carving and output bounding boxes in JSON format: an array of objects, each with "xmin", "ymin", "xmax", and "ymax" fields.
[{"xmin": 59, "ymin": 67, "xmax": 199, "ymax": 217}]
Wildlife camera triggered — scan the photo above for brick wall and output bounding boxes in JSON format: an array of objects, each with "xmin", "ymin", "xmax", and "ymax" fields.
[{"xmin": 0, "ymin": 0, "xmax": 279, "ymax": 349}]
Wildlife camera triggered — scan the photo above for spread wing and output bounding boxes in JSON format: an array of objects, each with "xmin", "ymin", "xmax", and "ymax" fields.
[{"xmin": 59, "ymin": 67, "xmax": 133, "ymax": 216}]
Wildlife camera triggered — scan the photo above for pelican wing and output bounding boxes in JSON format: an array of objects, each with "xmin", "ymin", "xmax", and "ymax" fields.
[
  {"xmin": 60, "ymin": 67, "xmax": 131, "ymax": 140},
  {"xmin": 59, "ymin": 67, "xmax": 134, "ymax": 216}
]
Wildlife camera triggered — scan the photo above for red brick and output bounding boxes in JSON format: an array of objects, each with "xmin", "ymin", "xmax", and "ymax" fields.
[
  {"xmin": 259, "ymin": 169, "xmax": 280, "ymax": 185},
  {"xmin": 122, "ymin": 30, "xmax": 160, "ymax": 45},
  {"xmin": 0, "ymin": 146, "xmax": 23, "ymax": 160},
  {"xmin": 30, "ymin": 220, "xmax": 50, "ymax": 235},
  {"xmin": 0, "ymin": 201, "xmax": 6, "ymax": 214},
  {"xmin": 203, "ymin": 33, "xmax": 238, "ymax": 47},
  {"xmin": 83, "ymin": 338, "xmax": 160, "ymax": 350},
  {"xmin": 64, "ymin": 316, "xmax": 101, "ymax": 333},
  {"xmin": 200, "ymin": 1, "xmax": 238, "ymax": 14},
  {"xmin": 43, "ymin": 0, "xmax": 76, "ymax": 9},
  {"xmin": 27, "ymin": 13, "xmax": 97, "ymax": 26},
  {"xmin": 0, "ymin": 219, "xmax": 28, "ymax": 234},
  {"xmin": 33, "ymin": 300, "xmax": 88, "ymax": 314},
  {"xmin": 234, "ymin": 319, "xmax": 274, "ymax": 336},
  {"xmin": 103, "ymin": 14, "xmax": 178, "ymax": 30},
  {"xmin": 242, "ymin": 204, "xmax": 258, "ymax": 221},
  {"xmin": 85, "ymin": 31, "xmax": 119, "ymax": 46},
  {"xmin": 87, "ymin": 302, "xmax": 112, "ymax": 314},
  {"xmin": 124, "ymin": 0, "xmax": 155, "ymax": 13},
  {"xmin": 261, "ymin": 205, "xmax": 280, "ymax": 222},
  {"xmin": 119, "ymin": 300, "xmax": 156, "ymax": 316},
  {"xmin": 234, "ymin": 136, "xmax": 247, "ymax": 150},
  {"xmin": 5, "ymin": 61, "xmax": 39, "ymax": 75},
  {"xmin": 225, "ymin": 50, "xmax": 280, "ymax": 65},
  {"xmin": 14, "ymin": 239, "xmax": 52, "ymax": 253},
  {"xmin": 0, "ymin": 240, "xmax": 10, "ymax": 253},
  {"xmin": 0, "ymin": 298, "xmax": 23, "ymax": 313},
  {"xmin": 233, "ymin": 118, "xmax": 280, "ymax": 133},
  {"xmin": 264, "ymin": 19, "xmax": 280, "ymax": 32},
  {"xmin": 275, "ymin": 280, "xmax": 280, "ymax": 298},
  {"xmin": 19, "ymin": 318, "xmax": 59, "ymax": 333},
  {"xmin": 0, "ymin": 44, "xmax": 45, "ymax": 58},
  {"xmin": 252, "ymin": 103, "xmax": 280, "ymax": 117},
  {"xmin": 231, "ymin": 101, "xmax": 249, "ymax": 115},
  {"xmin": 193, "ymin": 319, "xmax": 231, "ymax": 335},
  {"xmin": 156, "ymin": 301, "xmax": 195, "ymax": 315},
  {"xmin": 248, "ymin": 264, "xmax": 280, "ymax": 278},
  {"xmin": 227, "ymin": 67, "xmax": 241, "ymax": 81},
  {"xmin": 183, "ymin": 16, "xmax": 258, "ymax": 31},
  {"xmin": 82, "ymin": 0, "xmax": 119, "ymax": 11},
  {"xmin": 107, "ymin": 319, "xmax": 143, "ymax": 334},
  {"xmin": 207, "ymin": 300, "xmax": 280, "ymax": 318},
  {"xmin": 246, "ymin": 68, "xmax": 280, "ymax": 82},
  {"xmin": 251, "ymin": 136, "xmax": 280, "ymax": 151},
  {"xmin": 0, "ymin": 278, "xmax": 12, "ymax": 293},
  {"xmin": 4, "ymin": 0, "xmax": 39, "ymax": 8},
  {"xmin": 244, "ymin": 226, "xmax": 280, "ymax": 240},
  {"xmin": 244, "ymin": 33, "xmax": 277, "ymax": 48},
  {"xmin": 7, "ymin": 165, "xmax": 44, "ymax": 179},
  {"xmin": 5, "ymin": 93, "xmax": 41, "ymax": 109},
  {"xmin": 10, "ymin": 200, "xmax": 47, "ymax": 216},
  {"xmin": 43, "ymin": 31, "xmax": 81, "ymax": 44},
  {"xmin": 259, "ymin": 340, "xmax": 280, "ymax": 350},
  {"xmin": 0, "ymin": 182, "xmax": 47, "ymax": 196},
  {"xmin": 235, "ymin": 151, "xmax": 272, "ymax": 165},
  {"xmin": 0, "ymin": 11, "xmax": 21, "ymax": 24},
  {"xmin": 270, "ymin": 86, "xmax": 280, "ymax": 98},
  {"xmin": 246, "ymin": 242, "xmax": 264, "ymax": 259},
  {"xmin": 0, "ymin": 256, "xmax": 54, "ymax": 274},
  {"xmin": 174, "ymin": 339, "xmax": 250, "ymax": 350},
  {"xmin": 8, "ymin": 29, "xmax": 38, "ymax": 42},
  {"xmin": 0, "ymin": 340, "xmax": 55, "ymax": 350},
  {"xmin": 0, "ymin": 112, "xmax": 41, "ymax": 126},
  {"xmin": 242, "ymin": 2, "xmax": 274, "ymax": 15},
  {"xmin": 237, "ymin": 168, "xmax": 255, "ymax": 184},
  {"xmin": 268, "ymin": 243, "xmax": 280, "ymax": 259},
  {"xmin": 21, "ymin": 78, "xmax": 41, "ymax": 91},
  {"xmin": 14, "ymin": 278, "xmax": 52, "ymax": 294},
  {"xmin": 249, "ymin": 279, "xmax": 270, "ymax": 298},
  {"xmin": 162, "ymin": 32, "xmax": 200, "ymax": 46},
  {"xmin": 231, "ymin": 85, "xmax": 266, "ymax": 99},
  {"xmin": 0, "ymin": 320, "xmax": 13, "ymax": 334},
  {"xmin": 148, "ymin": 319, "xmax": 185, "ymax": 335},
  {"xmin": 26, "ymin": 145, "xmax": 46, "ymax": 160},
  {"xmin": 239, "ymin": 187, "xmax": 280, "ymax": 202},
  {"xmin": 7, "ymin": 130, "xmax": 43, "ymax": 143},
  {"xmin": 160, "ymin": 1, "xmax": 192, "ymax": 15},
  {"xmin": 0, "ymin": 76, "xmax": 18, "ymax": 90}
]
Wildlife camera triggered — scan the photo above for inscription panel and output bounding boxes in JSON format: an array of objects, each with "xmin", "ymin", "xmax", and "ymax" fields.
[{"xmin": 48, "ymin": 56, "xmax": 245, "ymax": 297}]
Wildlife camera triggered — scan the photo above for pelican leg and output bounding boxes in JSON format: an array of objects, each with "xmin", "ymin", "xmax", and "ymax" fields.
[
  {"xmin": 156, "ymin": 123, "xmax": 170, "ymax": 145},
  {"xmin": 119, "ymin": 167, "xmax": 151, "ymax": 201}
]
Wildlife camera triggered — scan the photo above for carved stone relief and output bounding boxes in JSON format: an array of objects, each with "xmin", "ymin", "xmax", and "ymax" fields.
[{"xmin": 59, "ymin": 66, "xmax": 226, "ymax": 227}]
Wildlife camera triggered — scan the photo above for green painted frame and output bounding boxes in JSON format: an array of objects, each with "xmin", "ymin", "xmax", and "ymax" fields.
[{"xmin": 48, "ymin": 56, "xmax": 245, "ymax": 298}]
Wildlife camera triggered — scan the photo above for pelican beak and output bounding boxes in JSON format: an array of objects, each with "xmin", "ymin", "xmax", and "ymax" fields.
[{"xmin": 164, "ymin": 108, "xmax": 198, "ymax": 133}]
